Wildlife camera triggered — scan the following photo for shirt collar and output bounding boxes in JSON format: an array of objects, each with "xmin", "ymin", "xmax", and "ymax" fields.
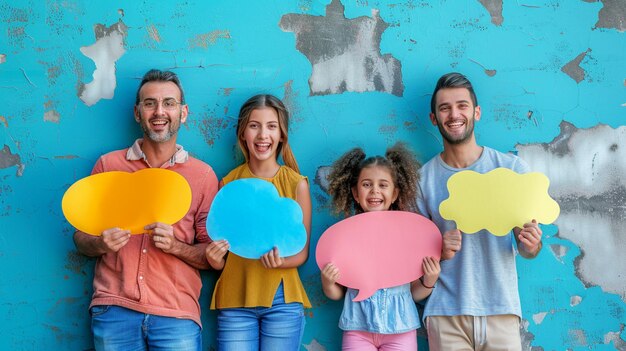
[{"xmin": 126, "ymin": 138, "xmax": 189, "ymax": 166}]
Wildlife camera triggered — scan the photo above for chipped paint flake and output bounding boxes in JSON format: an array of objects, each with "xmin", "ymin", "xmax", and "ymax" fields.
[
  {"xmin": 147, "ymin": 24, "xmax": 161, "ymax": 42},
  {"xmin": 315, "ymin": 166, "xmax": 332, "ymax": 193},
  {"xmin": 517, "ymin": 121, "xmax": 626, "ymax": 301},
  {"xmin": 78, "ymin": 20, "xmax": 128, "ymax": 106},
  {"xmin": 570, "ymin": 295, "xmax": 582, "ymax": 306},
  {"xmin": 0, "ymin": 116, "xmax": 8, "ymax": 128},
  {"xmin": 561, "ymin": 49, "xmax": 591, "ymax": 83},
  {"xmin": 549, "ymin": 243, "xmax": 569, "ymax": 263},
  {"xmin": 478, "ymin": 0, "xmax": 503, "ymax": 25},
  {"xmin": 44, "ymin": 110, "xmax": 60, "ymax": 123},
  {"xmin": 0, "ymin": 145, "xmax": 22, "ymax": 172},
  {"xmin": 603, "ymin": 325, "xmax": 626, "ymax": 349},
  {"xmin": 304, "ymin": 338, "xmax": 327, "ymax": 351},
  {"xmin": 595, "ymin": 0, "xmax": 626, "ymax": 32},
  {"xmin": 0, "ymin": 54, "xmax": 5, "ymax": 64},
  {"xmin": 188, "ymin": 30, "xmax": 230, "ymax": 49},
  {"xmin": 532, "ymin": 311, "xmax": 548, "ymax": 325},
  {"xmin": 279, "ymin": 0, "xmax": 404, "ymax": 96}
]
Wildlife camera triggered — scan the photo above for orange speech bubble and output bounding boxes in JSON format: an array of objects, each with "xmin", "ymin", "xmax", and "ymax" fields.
[{"xmin": 62, "ymin": 168, "xmax": 192, "ymax": 235}]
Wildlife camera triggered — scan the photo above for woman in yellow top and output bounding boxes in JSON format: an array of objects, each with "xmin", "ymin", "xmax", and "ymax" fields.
[{"xmin": 205, "ymin": 94, "xmax": 312, "ymax": 350}]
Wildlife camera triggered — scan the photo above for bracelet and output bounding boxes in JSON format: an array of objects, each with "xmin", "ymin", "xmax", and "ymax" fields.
[{"xmin": 420, "ymin": 276, "xmax": 435, "ymax": 289}]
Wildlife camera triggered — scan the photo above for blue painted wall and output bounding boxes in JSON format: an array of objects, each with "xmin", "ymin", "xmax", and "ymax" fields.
[{"xmin": 1, "ymin": 1, "xmax": 624, "ymax": 350}]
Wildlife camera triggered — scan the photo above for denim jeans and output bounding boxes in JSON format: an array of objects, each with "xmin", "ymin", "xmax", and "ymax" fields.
[
  {"xmin": 217, "ymin": 283, "xmax": 305, "ymax": 351},
  {"xmin": 90, "ymin": 305, "xmax": 201, "ymax": 351}
]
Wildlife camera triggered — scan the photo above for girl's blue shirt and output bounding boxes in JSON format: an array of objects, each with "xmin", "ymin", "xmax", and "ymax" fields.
[{"xmin": 339, "ymin": 283, "xmax": 421, "ymax": 334}]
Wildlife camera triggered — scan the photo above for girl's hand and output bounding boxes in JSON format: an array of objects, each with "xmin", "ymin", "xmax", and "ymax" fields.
[
  {"xmin": 261, "ymin": 247, "xmax": 284, "ymax": 269},
  {"xmin": 205, "ymin": 240, "xmax": 229, "ymax": 270},
  {"xmin": 321, "ymin": 263, "xmax": 340, "ymax": 287},
  {"xmin": 422, "ymin": 256, "xmax": 440, "ymax": 288}
]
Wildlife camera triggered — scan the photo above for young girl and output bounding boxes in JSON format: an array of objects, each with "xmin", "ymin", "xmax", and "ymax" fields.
[
  {"xmin": 205, "ymin": 94, "xmax": 311, "ymax": 350},
  {"xmin": 321, "ymin": 143, "xmax": 440, "ymax": 351}
]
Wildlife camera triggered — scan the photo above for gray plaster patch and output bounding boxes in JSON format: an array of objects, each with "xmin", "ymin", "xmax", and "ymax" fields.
[
  {"xmin": 595, "ymin": 0, "xmax": 626, "ymax": 32},
  {"xmin": 570, "ymin": 295, "xmax": 582, "ymax": 307},
  {"xmin": 478, "ymin": 0, "xmax": 503, "ymax": 26},
  {"xmin": 79, "ymin": 20, "xmax": 127, "ymax": 106},
  {"xmin": 517, "ymin": 121, "xmax": 626, "ymax": 301},
  {"xmin": 279, "ymin": 0, "xmax": 404, "ymax": 96},
  {"xmin": 561, "ymin": 49, "xmax": 591, "ymax": 83}
]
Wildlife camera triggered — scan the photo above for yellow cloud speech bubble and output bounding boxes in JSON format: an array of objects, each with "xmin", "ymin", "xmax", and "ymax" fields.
[
  {"xmin": 62, "ymin": 168, "xmax": 192, "ymax": 236},
  {"xmin": 439, "ymin": 168, "xmax": 560, "ymax": 236}
]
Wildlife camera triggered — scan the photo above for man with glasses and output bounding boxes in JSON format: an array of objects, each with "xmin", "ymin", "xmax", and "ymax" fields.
[{"xmin": 73, "ymin": 69, "xmax": 218, "ymax": 351}]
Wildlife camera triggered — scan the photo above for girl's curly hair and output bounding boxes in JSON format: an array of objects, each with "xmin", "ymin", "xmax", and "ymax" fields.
[{"xmin": 327, "ymin": 142, "xmax": 421, "ymax": 217}]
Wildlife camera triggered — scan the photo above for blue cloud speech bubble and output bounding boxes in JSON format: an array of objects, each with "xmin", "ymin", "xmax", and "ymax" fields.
[{"xmin": 207, "ymin": 178, "xmax": 307, "ymax": 259}]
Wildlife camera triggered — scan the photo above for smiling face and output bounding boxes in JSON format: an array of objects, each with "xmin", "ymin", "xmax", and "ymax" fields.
[
  {"xmin": 430, "ymin": 87, "xmax": 481, "ymax": 145},
  {"xmin": 241, "ymin": 107, "xmax": 283, "ymax": 164},
  {"xmin": 135, "ymin": 81, "xmax": 187, "ymax": 143},
  {"xmin": 352, "ymin": 165, "xmax": 399, "ymax": 212}
]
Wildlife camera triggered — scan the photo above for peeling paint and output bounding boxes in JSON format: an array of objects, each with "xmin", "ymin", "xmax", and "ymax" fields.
[
  {"xmin": 549, "ymin": 243, "xmax": 569, "ymax": 263},
  {"xmin": 0, "ymin": 116, "xmax": 8, "ymax": 128},
  {"xmin": 561, "ymin": 49, "xmax": 591, "ymax": 83},
  {"xmin": 314, "ymin": 166, "xmax": 332, "ymax": 193},
  {"xmin": 595, "ymin": 0, "xmax": 626, "ymax": 32},
  {"xmin": 569, "ymin": 328, "xmax": 589, "ymax": 346},
  {"xmin": 147, "ymin": 24, "xmax": 161, "ymax": 42},
  {"xmin": 64, "ymin": 250, "xmax": 89, "ymax": 275},
  {"xmin": 219, "ymin": 88, "xmax": 234, "ymax": 96},
  {"xmin": 603, "ymin": 324, "xmax": 626, "ymax": 349},
  {"xmin": 188, "ymin": 30, "xmax": 230, "ymax": 49},
  {"xmin": 478, "ymin": 0, "xmax": 503, "ymax": 26},
  {"xmin": 78, "ymin": 20, "xmax": 128, "ymax": 106},
  {"xmin": 196, "ymin": 114, "xmax": 236, "ymax": 147},
  {"xmin": 0, "ymin": 54, "xmax": 5, "ymax": 64},
  {"xmin": 303, "ymin": 338, "xmax": 327, "ymax": 351},
  {"xmin": 44, "ymin": 110, "xmax": 60, "ymax": 123},
  {"xmin": 0, "ymin": 145, "xmax": 22, "ymax": 170},
  {"xmin": 570, "ymin": 295, "xmax": 582, "ymax": 307},
  {"xmin": 469, "ymin": 58, "xmax": 496, "ymax": 76},
  {"xmin": 533, "ymin": 312, "xmax": 548, "ymax": 325},
  {"xmin": 517, "ymin": 121, "xmax": 626, "ymax": 301},
  {"xmin": 520, "ymin": 319, "xmax": 543, "ymax": 351},
  {"xmin": 280, "ymin": 0, "xmax": 404, "ymax": 96}
]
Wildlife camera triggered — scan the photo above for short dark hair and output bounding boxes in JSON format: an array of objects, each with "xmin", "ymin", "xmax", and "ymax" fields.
[
  {"xmin": 135, "ymin": 69, "xmax": 185, "ymax": 105},
  {"xmin": 430, "ymin": 72, "xmax": 477, "ymax": 113}
]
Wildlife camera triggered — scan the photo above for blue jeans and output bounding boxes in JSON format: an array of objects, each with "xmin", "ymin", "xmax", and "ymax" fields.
[
  {"xmin": 217, "ymin": 283, "xmax": 305, "ymax": 351},
  {"xmin": 90, "ymin": 305, "xmax": 201, "ymax": 351}
]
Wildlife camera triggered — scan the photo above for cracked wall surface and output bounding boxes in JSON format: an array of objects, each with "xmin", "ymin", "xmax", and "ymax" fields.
[{"xmin": 0, "ymin": 1, "xmax": 624, "ymax": 350}]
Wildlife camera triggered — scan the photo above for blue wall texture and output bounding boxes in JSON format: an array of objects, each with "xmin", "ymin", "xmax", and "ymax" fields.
[{"xmin": 1, "ymin": 0, "xmax": 624, "ymax": 350}]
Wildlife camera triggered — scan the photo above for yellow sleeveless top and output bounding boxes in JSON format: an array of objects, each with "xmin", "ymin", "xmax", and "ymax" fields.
[{"xmin": 210, "ymin": 163, "xmax": 312, "ymax": 309}]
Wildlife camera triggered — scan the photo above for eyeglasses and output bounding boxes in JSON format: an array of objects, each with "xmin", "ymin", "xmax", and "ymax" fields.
[{"xmin": 138, "ymin": 98, "xmax": 183, "ymax": 111}]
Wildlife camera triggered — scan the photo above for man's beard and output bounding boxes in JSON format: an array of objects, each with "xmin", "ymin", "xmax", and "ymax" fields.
[{"xmin": 139, "ymin": 114, "xmax": 181, "ymax": 143}]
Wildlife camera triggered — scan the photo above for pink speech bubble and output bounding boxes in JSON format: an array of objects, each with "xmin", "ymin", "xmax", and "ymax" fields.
[{"xmin": 316, "ymin": 211, "xmax": 442, "ymax": 301}]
